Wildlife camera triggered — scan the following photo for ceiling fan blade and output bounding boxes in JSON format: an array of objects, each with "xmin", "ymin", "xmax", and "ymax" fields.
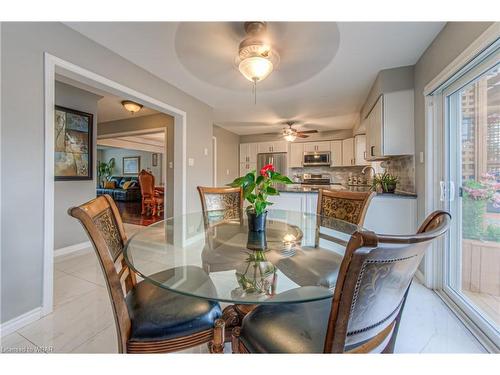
[
  {"xmin": 297, "ymin": 130, "xmax": 318, "ymax": 134},
  {"xmin": 296, "ymin": 133, "xmax": 309, "ymax": 138}
]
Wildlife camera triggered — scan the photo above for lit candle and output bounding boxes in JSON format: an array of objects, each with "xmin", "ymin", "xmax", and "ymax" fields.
[{"xmin": 283, "ymin": 234, "xmax": 297, "ymax": 251}]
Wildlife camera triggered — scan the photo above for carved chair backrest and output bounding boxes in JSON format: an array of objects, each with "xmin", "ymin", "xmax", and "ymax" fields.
[
  {"xmin": 138, "ymin": 169, "xmax": 155, "ymax": 198},
  {"xmin": 324, "ymin": 211, "xmax": 451, "ymax": 353},
  {"xmin": 68, "ymin": 195, "xmax": 136, "ymax": 353},
  {"xmin": 197, "ymin": 186, "xmax": 243, "ymax": 227}
]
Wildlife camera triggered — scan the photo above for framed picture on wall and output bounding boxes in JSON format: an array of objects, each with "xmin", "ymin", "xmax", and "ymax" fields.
[
  {"xmin": 152, "ymin": 153, "xmax": 158, "ymax": 167},
  {"xmin": 54, "ymin": 106, "xmax": 93, "ymax": 181},
  {"xmin": 123, "ymin": 156, "xmax": 141, "ymax": 175}
]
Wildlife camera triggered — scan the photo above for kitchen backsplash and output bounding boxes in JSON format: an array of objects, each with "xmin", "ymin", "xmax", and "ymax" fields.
[
  {"xmin": 290, "ymin": 166, "xmax": 366, "ymax": 185},
  {"xmin": 289, "ymin": 155, "xmax": 415, "ymax": 193},
  {"xmin": 380, "ymin": 155, "xmax": 415, "ymax": 193}
]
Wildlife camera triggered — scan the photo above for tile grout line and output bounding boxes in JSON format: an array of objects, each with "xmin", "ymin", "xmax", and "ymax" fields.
[
  {"xmin": 70, "ymin": 322, "xmax": 115, "ymax": 353},
  {"xmin": 56, "ymin": 268, "xmax": 107, "ymax": 289}
]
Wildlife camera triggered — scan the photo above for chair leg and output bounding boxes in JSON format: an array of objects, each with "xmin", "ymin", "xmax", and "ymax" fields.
[
  {"xmin": 141, "ymin": 199, "xmax": 146, "ymax": 215},
  {"xmin": 208, "ymin": 318, "xmax": 225, "ymax": 353},
  {"xmin": 231, "ymin": 327, "xmax": 241, "ymax": 353}
]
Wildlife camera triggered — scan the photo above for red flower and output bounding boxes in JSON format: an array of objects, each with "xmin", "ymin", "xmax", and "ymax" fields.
[{"xmin": 260, "ymin": 164, "xmax": 275, "ymax": 177}]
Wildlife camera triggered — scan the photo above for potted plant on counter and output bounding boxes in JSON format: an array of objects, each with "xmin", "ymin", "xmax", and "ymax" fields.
[
  {"xmin": 372, "ymin": 171, "xmax": 399, "ymax": 193},
  {"xmin": 229, "ymin": 164, "xmax": 293, "ymax": 232}
]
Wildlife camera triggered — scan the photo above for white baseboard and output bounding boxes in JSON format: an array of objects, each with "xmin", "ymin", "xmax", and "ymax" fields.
[
  {"xmin": 415, "ymin": 269, "xmax": 425, "ymax": 284},
  {"xmin": 0, "ymin": 307, "xmax": 42, "ymax": 337},
  {"xmin": 54, "ymin": 241, "xmax": 91, "ymax": 257}
]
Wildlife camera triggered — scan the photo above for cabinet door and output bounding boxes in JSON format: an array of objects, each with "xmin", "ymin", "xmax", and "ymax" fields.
[
  {"xmin": 239, "ymin": 162, "xmax": 256, "ymax": 176},
  {"xmin": 342, "ymin": 138, "xmax": 355, "ymax": 166},
  {"xmin": 330, "ymin": 141, "xmax": 342, "ymax": 166},
  {"xmin": 272, "ymin": 141, "xmax": 287, "ymax": 153},
  {"xmin": 248, "ymin": 143, "xmax": 258, "ymax": 163},
  {"xmin": 258, "ymin": 142, "xmax": 275, "ymax": 153},
  {"xmin": 239, "ymin": 144, "xmax": 249, "ymax": 163},
  {"xmin": 290, "ymin": 143, "xmax": 304, "ymax": 168},
  {"xmin": 354, "ymin": 135, "xmax": 367, "ymax": 165},
  {"xmin": 303, "ymin": 142, "xmax": 317, "ymax": 152},
  {"xmin": 315, "ymin": 141, "xmax": 331, "ymax": 152},
  {"xmin": 369, "ymin": 96, "xmax": 383, "ymax": 158}
]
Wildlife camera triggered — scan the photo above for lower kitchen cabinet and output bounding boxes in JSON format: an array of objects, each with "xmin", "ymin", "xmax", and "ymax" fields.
[{"xmin": 269, "ymin": 191, "xmax": 417, "ymax": 235}]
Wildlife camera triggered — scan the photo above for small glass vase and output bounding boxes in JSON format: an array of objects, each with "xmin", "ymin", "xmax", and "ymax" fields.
[{"xmin": 246, "ymin": 210, "xmax": 268, "ymax": 232}]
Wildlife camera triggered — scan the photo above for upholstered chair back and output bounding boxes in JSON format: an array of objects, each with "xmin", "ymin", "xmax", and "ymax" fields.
[
  {"xmin": 138, "ymin": 169, "xmax": 155, "ymax": 198},
  {"xmin": 324, "ymin": 211, "xmax": 451, "ymax": 353},
  {"xmin": 197, "ymin": 186, "xmax": 243, "ymax": 226},
  {"xmin": 317, "ymin": 189, "xmax": 375, "ymax": 225},
  {"xmin": 68, "ymin": 195, "xmax": 135, "ymax": 353}
]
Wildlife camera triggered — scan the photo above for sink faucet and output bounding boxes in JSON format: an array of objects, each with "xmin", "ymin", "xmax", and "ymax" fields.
[{"xmin": 361, "ymin": 166, "xmax": 376, "ymax": 185}]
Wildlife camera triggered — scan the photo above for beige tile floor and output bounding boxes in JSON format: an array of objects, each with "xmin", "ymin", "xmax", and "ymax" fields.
[{"xmin": 0, "ymin": 223, "xmax": 487, "ymax": 354}]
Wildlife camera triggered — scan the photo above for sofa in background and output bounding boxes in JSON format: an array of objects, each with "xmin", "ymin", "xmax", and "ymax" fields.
[{"xmin": 96, "ymin": 176, "xmax": 141, "ymax": 202}]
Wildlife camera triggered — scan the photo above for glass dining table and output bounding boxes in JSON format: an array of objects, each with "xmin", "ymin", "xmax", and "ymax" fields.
[{"xmin": 124, "ymin": 209, "xmax": 363, "ymax": 339}]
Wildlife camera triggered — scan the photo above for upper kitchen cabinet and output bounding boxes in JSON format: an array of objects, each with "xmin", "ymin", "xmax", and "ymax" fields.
[
  {"xmin": 330, "ymin": 140, "xmax": 342, "ymax": 166},
  {"xmin": 354, "ymin": 134, "xmax": 368, "ymax": 165},
  {"xmin": 258, "ymin": 141, "xmax": 287, "ymax": 153},
  {"xmin": 365, "ymin": 89, "xmax": 414, "ymax": 159},
  {"xmin": 341, "ymin": 138, "xmax": 355, "ymax": 166},
  {"xmin": 290, "ymin": 142, "xmax": 304, "ymax": 168},
  {"xmin": 303, "ymin": 141, "xmax": 331, "ymax": 152},
  {"xmin": 239, "ymin": 143, "xmax": 258, "ymax": 163}
]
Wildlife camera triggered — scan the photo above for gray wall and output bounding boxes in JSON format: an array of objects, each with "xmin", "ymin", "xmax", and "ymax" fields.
[
  {"xmin": 98, "ymin": 147, "xmax": 163, "ymax": 184},
  {"xmin": 239, "ymin": 129, "xmax": 353, "ymax": 143},
  {"xmin": 413, "ymin": 22, "xmax": 493, "ymax": 224},
  {"xmin": 213, "ymin": 125, "xmax": 240, "ymax": 186},
  {"xmin": 1, "ymin": 22, "xmax": 214, "ymax": 323},
  {"xmin": 360, "ymin": 65, "xmax": 414, "ymax": 120},
  {"xmin": 98, "ymin": 113, "xmax": 174, "ymax": 217},
  {"xmin": 54, "ymin": 81, "xmax": 101, "ymax": 249}
]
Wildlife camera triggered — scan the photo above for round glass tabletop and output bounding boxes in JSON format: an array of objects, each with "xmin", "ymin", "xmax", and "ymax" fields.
[{"xmin": 124, "ymin": 209, "xmax": 363, "ymax": 305}]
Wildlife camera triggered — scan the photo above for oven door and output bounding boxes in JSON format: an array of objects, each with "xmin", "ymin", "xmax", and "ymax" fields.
[{"xmin": 303, "ymin": 152, "xmax": 331, "ymax": 166}]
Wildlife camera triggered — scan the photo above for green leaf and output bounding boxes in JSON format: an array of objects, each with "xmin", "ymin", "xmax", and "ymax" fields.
[
  {"xmin": 246, "ymin": 193, "xmax": 257, "ymax": 203},
  {"xmin": 256, "ymin": 175, "xmax": 264, "ymax": 186},
  {"xmin": 243, "ymin": 182, "xmax": 256, "ymax": 199},
  {"xmin": 245, "ymin": 172, "xmax": 255, "ymax": 184},
  {"xmin": 266, "ymin": 186, "xmax": 278, "ymax": 195},
  {"xmin": 229, "ymin": 176, "xmax": 245, "ymax": 187}
]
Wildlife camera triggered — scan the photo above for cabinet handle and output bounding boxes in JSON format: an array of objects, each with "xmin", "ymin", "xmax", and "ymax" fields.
[{"xmin": 371, "ymin": 146, "xmax": 375, "ymax": 157}]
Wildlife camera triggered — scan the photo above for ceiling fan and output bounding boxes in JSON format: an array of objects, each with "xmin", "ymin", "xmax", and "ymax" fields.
[{"xmin": 281, "ymin": 121, "xmax": 318, "ymax": 142}]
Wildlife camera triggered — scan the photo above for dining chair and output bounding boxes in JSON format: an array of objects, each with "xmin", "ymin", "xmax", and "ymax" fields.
[
  {"xmin": 315, "ymin": 189, "xmax": 375, "ymax": 246},
  {"xmin": 138, "ymin": 169, "xmax": 164, "ymax": 217},
  {"xmin": 68, "ymin": 195, "xmax": 225, "ymax": 353},
  {"xmin": 197, "ymin": 186, "xmax": 243, "ymax": 227},
  {"xmin": 231, "ymin": 210, "xmax": 451, "ymax": 353}
]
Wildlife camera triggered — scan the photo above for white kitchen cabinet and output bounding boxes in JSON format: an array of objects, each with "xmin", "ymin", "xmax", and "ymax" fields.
[
  {"xmin": 239, "ymin": 143, "xmax": 258, "ymax": 164},
  {"xmin": 342, "ymin": 138, "xmax": 355, "ymax": 166},
  {"xmin": 330, "ymin": 140, "xmax": 343, "ymax": 166},
  {"xmin": 354, "ymin": 134, "xmax": 368, "ymax": 165},
  {"xmin": 239, "ymin": 162, "xmax": 256, "ymax": 176},
  {"xmin": 258, "ymin": 141, "xmax": 287, "ymax": 153},
  {"xmin": 289, "ymin": 143, "xmax": 304, "ymax": 168},
  {"xmin": 365, "ymin": 89, "xmax": 414, "ymax": 159},
  {"xmin": 364, "ymin": 196, "xmax": 417, "ymax": 235},
  {"xmin": 303, "ymin": 141, "xmax": 331, "ymax": 152}
]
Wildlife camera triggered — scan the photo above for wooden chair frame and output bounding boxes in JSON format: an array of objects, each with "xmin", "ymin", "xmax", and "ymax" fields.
[
  {"xmin": 139, "ymin": 170, "xmax": 164, "ymax": 217},
  {"xmin": 197, "ymin": 186, "xmax": 244, "ymax": 228},
  {"xmin": 69, "ymin": 195, "xmax": 225, "ymax": 353},
  {"xmin": 232, "ymin": 211, "xmax": 451, "ymax": 353}
]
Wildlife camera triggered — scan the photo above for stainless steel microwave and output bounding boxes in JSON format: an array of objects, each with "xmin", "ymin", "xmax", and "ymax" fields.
[{"xmin": 303, "ymin": 151, "xmax": 331, "ymax": 166}]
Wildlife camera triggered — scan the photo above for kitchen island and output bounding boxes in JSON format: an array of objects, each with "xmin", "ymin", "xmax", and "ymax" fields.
[{"xmin": 271, "ymin": 184, "xmax": 417, "ymax": 235}]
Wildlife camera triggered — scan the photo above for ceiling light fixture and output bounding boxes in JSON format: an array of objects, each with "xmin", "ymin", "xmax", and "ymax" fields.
[
  {"xmin": 121, "ymin": 100, "xmax": 143, "ymax": 114},
  {"xmin": 237, "ymin": 22, "xmax": 279, "ymax": 104}
]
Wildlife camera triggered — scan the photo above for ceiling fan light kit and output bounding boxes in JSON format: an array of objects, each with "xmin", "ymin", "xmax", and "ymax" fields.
[
  {"xmin": 237, "ymin": 22, "xmax": 280, "ymax": 104},
  {"xmin": 281, "ymin": 121, "xmax": 319, "ymax": 142}
]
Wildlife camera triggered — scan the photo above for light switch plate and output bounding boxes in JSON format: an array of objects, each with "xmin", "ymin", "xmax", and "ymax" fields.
[
  {"xmin": 169, "ymin": 162, "xmax": 173, "ymax": 168},
  {"xmin": 204, "ymin": 148, "xmax": 208, "ymax": 156},
  {"xmin": 188, "ymin": 158, "xmax": 195, "ymax": 166},
  {"xmin": 419, "ymin": 151, "xmax": 424, "ymax": 163},
  {"xmin": 226, "ymin": 169, "xmax": 230, "ymax": 175}
]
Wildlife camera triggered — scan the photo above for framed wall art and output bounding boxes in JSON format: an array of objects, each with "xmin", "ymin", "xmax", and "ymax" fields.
[
  {"xmin": 54, "ymin": 106, "xmax": 93, "ymax": 180},
  {"xmin": 123, "ymin": 156, "xmax": 141, "ymax": 175}
]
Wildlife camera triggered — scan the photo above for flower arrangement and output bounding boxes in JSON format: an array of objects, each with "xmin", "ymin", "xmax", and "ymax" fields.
[
  {"xmin": 462, "ymin": 173, "xmax": 500, "ymax": 240},
  {"xmin": 371, "ymin": 171, "xmax": 399, "ymax": 193},
  {"xmin": 230, "ymin": 164, "xmax": 293, "ymax": 216}
]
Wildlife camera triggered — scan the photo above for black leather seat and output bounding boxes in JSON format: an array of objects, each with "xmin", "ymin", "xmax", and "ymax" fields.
[
  {"xmin": 239, "ymin": 298, "xmax": 331, "ymax": 353},
  {"xmin": 126, "ymin": 267, "xmax": 222, "ymax": 342}
]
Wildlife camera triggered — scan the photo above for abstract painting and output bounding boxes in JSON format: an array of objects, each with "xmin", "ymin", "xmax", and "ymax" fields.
[{"xmin": 55, "ymin": 106, "xmax": 93, "ymax": 180}]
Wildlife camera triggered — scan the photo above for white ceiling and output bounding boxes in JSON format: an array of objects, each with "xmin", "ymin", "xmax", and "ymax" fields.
[{"xmin": 66, "ymin": 22, "xmax": 445, "ymax": 135}]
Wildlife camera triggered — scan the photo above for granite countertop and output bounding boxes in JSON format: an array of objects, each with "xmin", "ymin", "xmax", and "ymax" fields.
[{"xmin": 277, "ymin": 184, "xmax": 417, "ymax": 198}]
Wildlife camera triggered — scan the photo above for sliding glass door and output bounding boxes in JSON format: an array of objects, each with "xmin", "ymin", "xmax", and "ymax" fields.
[{"xmin": 442, "ymin": 45, "xmax": 500, "ymax": 347}]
